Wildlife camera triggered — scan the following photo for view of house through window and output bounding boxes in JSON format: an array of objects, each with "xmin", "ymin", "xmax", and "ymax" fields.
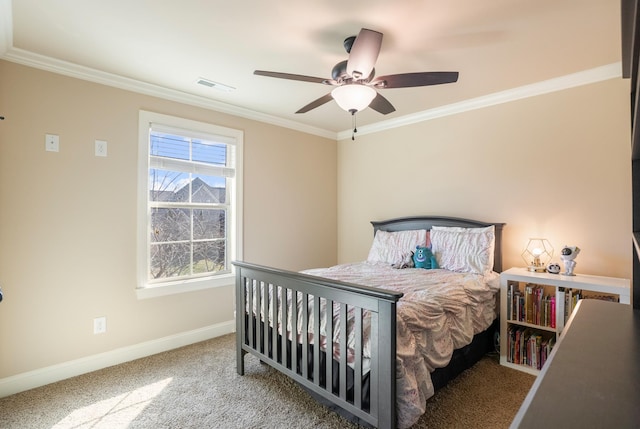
[{"xmin": 138, "ymin": 111, "xmax": 242, "ymax": 292}]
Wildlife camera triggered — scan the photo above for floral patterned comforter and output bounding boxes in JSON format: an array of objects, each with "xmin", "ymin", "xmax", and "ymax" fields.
[{"xmin": 302, "ymin": 261, "xmax": 499, "ymax": 429}]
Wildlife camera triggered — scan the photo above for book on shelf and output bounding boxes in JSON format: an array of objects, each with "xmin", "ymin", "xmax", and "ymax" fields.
[
  {"xmin": 525, "ymin": 284, "xmax": 534, "ymax": 324},
  {"xmin": 556, "ymin": 288, "xmax": 565, "ymax": 332},
  {"xmin": 506, "ymin": 325, "xmax": 554, "ymax": 370},
  {"xmin": 563, "ymin": 288, "xmax": 584, "ymax": 324},
  {"xmin": 508, "ymin": 283, "xmax": 555, "ymax": 329},
  {"xmin": 507, "ymin": 283, "xmax": 513, "ymax": 320},
  {"xmin": 539, "ymin": 336, "xmax": 555, "ymax": 369},
  {"xmin": 508, "ymin": 285, "xmax": 524, "ymax": 322}
]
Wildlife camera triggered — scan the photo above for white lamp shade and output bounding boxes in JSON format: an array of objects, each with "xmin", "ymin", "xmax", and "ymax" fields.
[{"xmin": 331, "ymin": 84, "xmax": 377, "ymax": 112}]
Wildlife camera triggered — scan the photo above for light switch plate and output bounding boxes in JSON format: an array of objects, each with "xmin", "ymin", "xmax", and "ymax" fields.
[
  {"xmin": 45, "ymin": 134, "xmax": 59, "ymax": 152},
  {"xmin": 95, "ymin": 140, "xmax": 107, "ymax": 157}
]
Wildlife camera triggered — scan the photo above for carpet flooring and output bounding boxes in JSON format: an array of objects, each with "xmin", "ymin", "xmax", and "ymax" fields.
[{"xmin": 0, "ymin": 333, "xmax": 535, "ymax": 428}]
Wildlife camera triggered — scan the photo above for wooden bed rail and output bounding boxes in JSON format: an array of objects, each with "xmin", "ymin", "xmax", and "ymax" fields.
[{"xmin": 233, "ymin": 261, "xmax": 403, "ymax": 428}]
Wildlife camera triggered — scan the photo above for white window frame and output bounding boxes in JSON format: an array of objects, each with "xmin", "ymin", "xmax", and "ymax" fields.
[{"xmin": 136, "ymin": 111, "xmax": 243, "ymax": 299}]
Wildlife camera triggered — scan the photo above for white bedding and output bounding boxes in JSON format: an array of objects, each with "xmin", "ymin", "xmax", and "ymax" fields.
[{"xmin": 301, "ymin": 261, "xmax": 500, "ymax": 429}]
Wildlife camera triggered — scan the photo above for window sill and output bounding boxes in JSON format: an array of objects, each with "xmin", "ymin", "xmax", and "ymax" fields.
[{"xmin": 136, "ymin": 273, "xmax": 234, "ymax": 299}]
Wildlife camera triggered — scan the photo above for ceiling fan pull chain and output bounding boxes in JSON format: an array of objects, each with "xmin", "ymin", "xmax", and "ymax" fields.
[{"xmin": 351, "ymin": 109, "xmax": 358, "ymax": 140}]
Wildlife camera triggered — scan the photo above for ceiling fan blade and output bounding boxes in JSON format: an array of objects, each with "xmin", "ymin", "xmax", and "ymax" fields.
[
  {"xmin": 346, "ymin": 29, "xmax": 383, "ymax": 80},
  {"xmin": 369, "ymin": 92, "xmax": 396, "ymax": 115},
  {"xmin": 254, "ymin": 70, "xmax": 328, "ymax": 84},
  {"xmin": 372, "ymin": 71, "xmax": 459, "ymax": 89},
  {"xmin": 296, "ymin": 93, "xmax": 334, "ymax": 114}
]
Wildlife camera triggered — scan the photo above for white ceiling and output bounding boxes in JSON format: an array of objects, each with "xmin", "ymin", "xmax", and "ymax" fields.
[{"xmin": 0, "ymin": 0, "xmax": 623, "ymax": 138}]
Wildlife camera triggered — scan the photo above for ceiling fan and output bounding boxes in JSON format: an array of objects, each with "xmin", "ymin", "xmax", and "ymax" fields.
[{"xmin": 254, "ymin": 28, "xmax": 459, "ymax": 118}]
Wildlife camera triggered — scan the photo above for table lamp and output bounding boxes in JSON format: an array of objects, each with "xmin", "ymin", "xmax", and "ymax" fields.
[{"xmin": 522, "ymin": 238, "xmax": 554, "ymax": 272}]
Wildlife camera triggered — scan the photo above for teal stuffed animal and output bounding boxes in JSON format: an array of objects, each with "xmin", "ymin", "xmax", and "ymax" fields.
[{"xmin": 413, "ymin": 246, "xmax": 439, "ymax": 269}]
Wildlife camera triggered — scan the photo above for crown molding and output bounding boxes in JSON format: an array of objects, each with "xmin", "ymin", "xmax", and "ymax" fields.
[
  {"xmin": 337, "ymin": 62, "xmax": 623, "ymax": 140},
  {"xmin": 2, "ymin": 47, "xmax": 337, "ymax": 140},
  {"xmin": 1, "ymin": 43, "xmax": 621, "ymax": 142}
]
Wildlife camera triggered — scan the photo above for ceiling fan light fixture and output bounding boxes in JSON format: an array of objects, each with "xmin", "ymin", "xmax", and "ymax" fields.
[{"xmin": 331, "ymin": 84, "xmax": 376, "ymax": 113}]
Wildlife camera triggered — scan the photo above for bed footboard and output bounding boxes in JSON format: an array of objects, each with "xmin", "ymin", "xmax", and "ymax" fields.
[{"xmin": 234, "ymin": 261, "xmax": 403, "ymax": 429}]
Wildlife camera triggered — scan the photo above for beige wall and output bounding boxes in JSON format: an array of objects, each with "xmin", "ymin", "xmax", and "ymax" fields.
[
  {"xmin": 338, "ymin": 78, "xmax": 632, "ymax": 279},
  {"xmin": 0, "ymin": 58, "xmax": 631, "ymax": 387},
  {"xmin": 0, "ymin": 60, "xmax": 337, "ymax": 379}
]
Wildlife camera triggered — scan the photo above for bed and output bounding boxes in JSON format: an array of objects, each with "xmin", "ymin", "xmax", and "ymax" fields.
[{"xmin": 234, "ymin": 216, "xmax": 504, "ymax": 428}]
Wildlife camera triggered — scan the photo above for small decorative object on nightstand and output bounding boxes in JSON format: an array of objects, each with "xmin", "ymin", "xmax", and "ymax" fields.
[
  {"xmin": 546, "ymin": 262, "xmax": 561, "ymax": 274},
  {"xmin": 521, "ymin": 238, "xmax": 553, "ymax": 272},
  {"xmin": 560, "ymin": 245, "xmax": 580, "ymax": 276}
]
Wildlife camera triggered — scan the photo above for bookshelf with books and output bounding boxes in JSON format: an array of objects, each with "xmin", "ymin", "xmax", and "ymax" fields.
[{"xmin": 499, "ymin": 267, "xmax": 630, "ymax": 375}]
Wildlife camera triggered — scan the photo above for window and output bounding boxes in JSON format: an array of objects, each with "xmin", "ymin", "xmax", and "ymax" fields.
[{"xmin": 137, "ymin": 111, "xmax": 243, "ymax": 298}]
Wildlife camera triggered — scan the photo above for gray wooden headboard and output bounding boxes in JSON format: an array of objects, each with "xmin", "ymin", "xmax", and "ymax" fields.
[{"xmin": 370, "ymin": 215, "xmax": 505, "ymax": 273}]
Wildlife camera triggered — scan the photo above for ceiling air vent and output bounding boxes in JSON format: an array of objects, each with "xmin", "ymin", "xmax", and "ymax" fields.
[{"xmin": 196, "ymin": 78, "xmax": 235, "ymax": 92}]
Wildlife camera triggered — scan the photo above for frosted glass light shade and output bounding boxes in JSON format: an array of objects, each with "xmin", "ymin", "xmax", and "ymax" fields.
[{"xmin": 331, "ymin": 84, "xmax": 377, "ymax": 112}]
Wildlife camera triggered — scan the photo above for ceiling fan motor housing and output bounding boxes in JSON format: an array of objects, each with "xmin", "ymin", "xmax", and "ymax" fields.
[
  {"xmin": 332, "ymin": 60, "xmax": 375, "ymax": 83},
  {"xmin": 343, "ymin": 35, "xmax": 356, "ymax": 53},
  {"xmin": 331, "ymin": 60, "xmax": 348, "ymax": 81}
]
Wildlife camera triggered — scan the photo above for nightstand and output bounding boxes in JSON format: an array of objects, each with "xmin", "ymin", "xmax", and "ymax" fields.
[{"xmin": 499, "ymin": 267, "xmax": 630, "ymax": 375}]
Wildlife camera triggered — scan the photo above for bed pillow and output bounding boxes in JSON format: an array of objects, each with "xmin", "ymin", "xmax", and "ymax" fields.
[
  {"xmin": 430, "ymin": 225, "xmax": 495, "ymax": 274},
  {"xmin": 367, "ymin": 229, "xmax": 428, "ymax": 265}
]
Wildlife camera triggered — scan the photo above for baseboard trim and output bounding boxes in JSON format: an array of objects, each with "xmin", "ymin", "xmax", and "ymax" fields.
[{"xmin": 0, "ymin": 320, "xmax": 235, "ymax": 398}]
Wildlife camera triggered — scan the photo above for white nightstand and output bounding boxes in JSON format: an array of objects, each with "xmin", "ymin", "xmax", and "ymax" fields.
[{"xmin": 499, "ymin": 267, "xmax": 630, "ymax": 375}]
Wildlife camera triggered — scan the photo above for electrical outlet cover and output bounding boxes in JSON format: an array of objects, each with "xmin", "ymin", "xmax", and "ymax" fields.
[{"xmin": 93, "ymin": 316, "xmax": 107, "ymax": 334}]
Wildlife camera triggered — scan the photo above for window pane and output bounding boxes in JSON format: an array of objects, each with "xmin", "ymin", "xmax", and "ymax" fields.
[
  {"xmin": 193, "ymin": 209, "xmax": 226, "ymax": 240},
  {"xmin": 151, "ymin": 208, "xmax": 190, "ymax": 242},
  {"xmin": 150, "ymin": 242, "xmax": 190, "ymax": 279},
  {"xmin": 193, "ymin": 241, "xmax": 226, "ymax": 274},
  {"xmin": 192, "ymin": 139, "xmax": 227, "ymax": 165},
  {"xmin": 149, "ymin": 169, "xmax": 190, "ymax": 202},
  {"xmin": 191, "ymin": 174, "xmax": 226, "ymax": 204},
  {"xmin": 150, "ymin": 132, "xmax": 189, "ymax": 160}
]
